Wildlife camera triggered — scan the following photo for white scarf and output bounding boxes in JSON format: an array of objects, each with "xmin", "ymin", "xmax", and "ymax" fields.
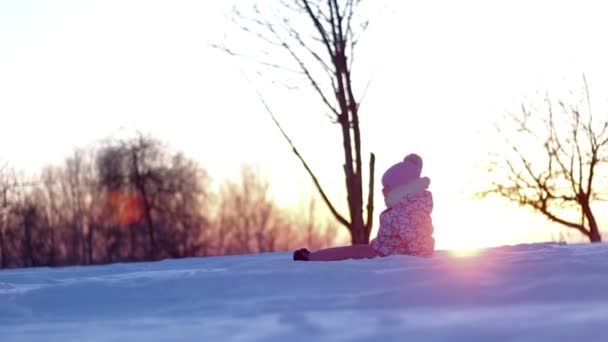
[{"xmin": 384, "ymin": 177, "xmax": 430, "ymax": 208}]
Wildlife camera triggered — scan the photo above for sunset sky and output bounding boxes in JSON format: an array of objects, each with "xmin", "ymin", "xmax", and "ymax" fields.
[{"xmin": 2, "ymin": 0, "xmax": 608, "ymax": 250}]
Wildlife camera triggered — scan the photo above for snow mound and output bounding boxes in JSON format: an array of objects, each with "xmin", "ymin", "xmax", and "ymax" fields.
[{"xmin": 1, "ymin": 242, "xmax": 607, "ymax": 341}]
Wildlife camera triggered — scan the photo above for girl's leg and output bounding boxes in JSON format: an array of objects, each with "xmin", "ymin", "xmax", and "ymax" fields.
[{"xmin": 308, "ymin": 244, "xmax": 380, "ymax": 261}]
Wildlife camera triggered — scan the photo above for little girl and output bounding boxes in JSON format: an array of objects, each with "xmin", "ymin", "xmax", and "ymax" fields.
[{"xmin": 293, "ymin": 153, "xmax": 435, "ymax": 261}]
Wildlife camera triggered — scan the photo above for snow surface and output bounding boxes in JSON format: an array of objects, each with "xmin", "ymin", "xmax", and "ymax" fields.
[{"xmin": 1, "ymin": 242, "xmax": 608, "ymax": 341}]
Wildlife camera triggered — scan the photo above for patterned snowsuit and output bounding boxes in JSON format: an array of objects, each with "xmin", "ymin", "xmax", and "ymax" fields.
[{"xmin": 370, "ymin": 190, "xmax": 435, "ymax": 257}]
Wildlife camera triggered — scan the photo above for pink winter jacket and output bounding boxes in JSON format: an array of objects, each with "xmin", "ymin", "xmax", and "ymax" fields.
[{"xmin": 370, "ymin": 190, "xmax": 435, "ymax": 257}]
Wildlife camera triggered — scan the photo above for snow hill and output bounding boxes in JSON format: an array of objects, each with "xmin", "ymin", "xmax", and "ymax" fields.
[{"xmin": 1, "ymin": 242, "xmax": 607, "ymax": 341}]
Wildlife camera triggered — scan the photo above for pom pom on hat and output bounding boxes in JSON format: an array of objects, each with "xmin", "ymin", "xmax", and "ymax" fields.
[{"xmin": 381, "ymin": 154, "xmax": 423, "ymax": 192}]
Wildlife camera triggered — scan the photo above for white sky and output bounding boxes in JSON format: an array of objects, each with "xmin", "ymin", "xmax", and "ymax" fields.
[{"xmin": 2, "ymin": 0, "xmax": 608, "ymax": 249}]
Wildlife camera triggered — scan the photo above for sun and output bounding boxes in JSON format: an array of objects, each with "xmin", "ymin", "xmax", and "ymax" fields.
[
  {"xmin": 448, "ymin": 247, "xmax": 482, "ymax": 258},
  {"xmin": 434, "ymin": 223, "xmax": 495, "ymax": 258}
]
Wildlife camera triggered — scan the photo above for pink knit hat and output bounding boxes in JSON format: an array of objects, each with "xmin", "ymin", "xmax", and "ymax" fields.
[{"xmin": 381, "ymin": 154, "xmax": 423, "ymax": 193}]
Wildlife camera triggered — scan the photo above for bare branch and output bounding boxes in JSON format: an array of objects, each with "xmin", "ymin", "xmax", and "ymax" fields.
[
  {"xmin": 356, "ymin": 77, "xmax": 372, "ymax": 111},
  {"xmin": 281, "ymin": 40, "xmax": 340, "ymax": 115},
  {"xmin": 480, "ymin": 84, "xmax": 607, "ymax": 242},
  {"xmin": 535, "ymin": 204, "xmax": 589, "ymax": 238},
  {"xmin": 301, "ymin": 0, "xmax": 336, "ymax": 59},
  {"xmin": 278, "ymin": 18, "xmax": 339, "ymax": 97},
  {"xmin": 251, "ymin": 84, "xmax": 350, "ymax": 228},
  {"xmin": 250, "ymin": 16, "xmax": 340, "ymax": 115}
]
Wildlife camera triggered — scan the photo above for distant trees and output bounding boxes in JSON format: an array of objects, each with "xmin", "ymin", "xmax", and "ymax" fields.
[
  {"xmin": 212, "ymin": 165, "xmax": 338, "ymax": 255},
  {"xmin": 481, "ymin": 80, "xmax": 607, "ymax": 242},
  {"xmin": 0, "ymin": 134, "xmax": 338, "ymax": 268},
  {"xmin": 213, "ymin": 166, "xmax": 287, "ymax": 255},
  {"xmin": 39, "ymin": 150, "xmax": 97, "ymax": 265},
  {"xmin": 95, "ymin": 135, "xmax": 212, "ymax": 261},
  {"xmin": 225, "ymin": 0, "xmax": 376, "ymax": 244},
  {"xmin": 0, "ymin": 163, "xmax": 18, "ymax": 267}
]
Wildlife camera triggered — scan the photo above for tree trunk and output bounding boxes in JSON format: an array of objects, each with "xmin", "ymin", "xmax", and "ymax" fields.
[
  {"xmin": 582, "ymin": 200, "xmax": 602, "ymax": 242},
  {"xmin": 131, "ymin": 149, "xmax": 157, "ymax": 259},
  {"xmin": 587, "ymin": 215, "xmax": 602, "ymax": 242},
  {"xmin": 84, "ymin": 224, "xmax": 89, "ymax": 264},
  {"xmin": 22, "ymin": 208, "xmax": 34, "ymax": 267},
  {"xmin": 71, "ymin": 223, "xmax": 80, "ymax": 263},
  {"xmin": 129, "ymin": 224, "xmax": 136, "ymax": 259},
  {"xmin": 336, "ymin": 69, "xmax": 368, "ymax": 244},
  {"xmin": 0, "ymin": 228, "xmax": 6, "ymax": 268},
  {"xmin": 140, "ymin": 193, "xmax": 157, "ymax": 257},
  {"xmin": 346, "ymin": 173, "xmax": 367, "ymax": 244},
  {"xmin": 49, "ymin": 226, "xmax": 56, "ymax": 266},
  {"xmin": 589, "ymin": 227, "xmax": 602, "ymax": 242},
  {"xmin": 87, "ymin": 223, "xmax": 94, "ymax": 264}
]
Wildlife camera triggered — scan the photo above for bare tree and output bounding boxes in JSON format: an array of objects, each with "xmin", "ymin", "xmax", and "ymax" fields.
[
  {"xmin": 481, "ymin": 79, "xmax": 608, "ymax": 242},
  {"xmin": 223, "ymin": 0, "xmax": 376, "ymax": 244},
  {"xmin": 0, "ymin": 163, "xmax": 18, "ymax": 267},
  {"xmin": 63, "ymin": 151, "xmax": 88, "ymax": 262},
  {"xmin": 211, "ymin": 165, "xmax": 341, "ymax": 255},
  {"xmin": 10, "ymin": 180, "xmax": 51, "ymax": 267},
  {"xmin": 96, "ymin": 143, "xmax": 137, "ymax": 261},
  {"xmin": 293, "ymin": 195, "xmax": 339, "ymax": 250},
  {"xmin": 0, "ymin": 168, "xmax": 45, "ymax": 268},
  {"xmin": 147, "ymin": 153, "xmax": 212, "ymax": 258},
  {"xmin": 38, "ymin": 149, "xmax": 100, "ymax": 265},
  {"xmin": 213, "ymin": 165, "xmax": 289, "ymax": 255},
  {"xmin": 97, "ymin": 136, "xmax": 159, "ymax": 258},
  {"xmin": 97, "ymin": 134, "xmax": 212, "ymax": 260},
  {"xmin": 39, "ymin": 169, "xmax": 62, "ymax": 265}
]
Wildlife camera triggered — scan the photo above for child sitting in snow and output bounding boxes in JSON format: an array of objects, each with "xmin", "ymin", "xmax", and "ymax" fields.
[{"xmin": 293, "ymin": 153, "xmax": 435, "ymax": 261}]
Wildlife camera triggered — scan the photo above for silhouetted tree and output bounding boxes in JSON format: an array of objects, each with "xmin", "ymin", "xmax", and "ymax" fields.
[
  {"xmin": 10, "ymin": 181, "xmax": 53, "ymax": 267},
  {"xmin": 0, "ymin": 163, "xmax": 18, "ymax": 267},
  {"xmin": 146, "ymin": 153, "xmax": 211, "ymax": 258},
  {"xmin": 297, "ymin": 195, "xmax": 339, "ymax": 250},
  {"xmin": 223, "ymin": 0, "xmax": 376, "ymax": 244},
  {"xmin": 481, "ymin": 79, "xmax": 607, "ymax": 242},
  {"xmin": 39, "ymin": 149, "xmax": 99, "ymax": 265},
  {"xmin": 96, "ymin": 134, "xmax": 211, "ymax": 260},
  {"xmin": 63, "ymin": 151, "xmax": 89, "ymax": 263},
  {"xmin": 214, "ymin": 165, "xmax": 290, "ymax": 254},
  {"xmin": 96, "ymin": 143, "xmax": 135, "ymax": 261},
  {"xmin": 39, "ymin": 167, "xmax": 62, "ymax": 265},
  {"xmin": 1, "ymin": 134, "xmax": 347, "ymax": 268},
  {"xmin": 212, "ymin": 165, "xmax": 339, "ymax": 255}
]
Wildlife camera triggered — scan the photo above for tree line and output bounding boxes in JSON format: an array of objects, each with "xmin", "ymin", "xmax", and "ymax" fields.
[{"xmin": 0, "ymin": 134, "xmax": 338, "ymax": 268}]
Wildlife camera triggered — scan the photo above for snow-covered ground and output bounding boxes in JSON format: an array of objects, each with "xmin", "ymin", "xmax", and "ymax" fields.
[{"xmin": 1, "ymin": 242, "xmax": 607, "ymax": 341}]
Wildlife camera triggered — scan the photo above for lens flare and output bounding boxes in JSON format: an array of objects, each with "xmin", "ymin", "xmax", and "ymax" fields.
[{"xmin": 107, "ymin": 191, "xmax": 144, "ymax": 226}]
